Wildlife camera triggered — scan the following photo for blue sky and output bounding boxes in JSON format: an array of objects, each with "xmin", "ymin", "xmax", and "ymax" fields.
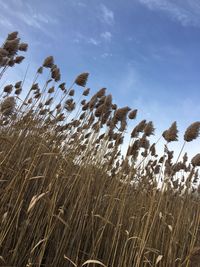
[{"xmin": 0, "ymin": 0, "xmax": 200, "ymax": 156}]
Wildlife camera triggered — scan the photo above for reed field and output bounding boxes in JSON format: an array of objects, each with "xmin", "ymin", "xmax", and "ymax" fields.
[{"xmin": 0, "ymin": 32, "xmax": 200, "ymax": 267}]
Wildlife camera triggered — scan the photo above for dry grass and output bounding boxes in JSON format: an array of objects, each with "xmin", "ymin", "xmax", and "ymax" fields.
[{"xmin": 0, "ymin": 32, "xmax": 200, "ymax": 267}]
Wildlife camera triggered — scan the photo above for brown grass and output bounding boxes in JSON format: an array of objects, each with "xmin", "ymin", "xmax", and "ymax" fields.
[{"xmin": 0, "ymin": 32, "xmax": 200, "ymax": 267}]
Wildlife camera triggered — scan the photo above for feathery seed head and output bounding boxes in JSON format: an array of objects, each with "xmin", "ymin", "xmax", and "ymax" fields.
[
  {"xmin": 104, "ymin": 94, "xmax": 112, "ymax": 107},
  {"xmin": 15, "ymin": 81, "xmax": 22, "ymax": 88},
  {"xmin": 0, "ymin": 96, "xmax": 15, "ymax": 116},
  {"xmin": 4, "ymin": 38, "xmax": 20, "ymax": 55},
  {"xmin": 139, "ymin": 134, "xmax": 150, "ymax": 149},
  {"xmin": 83, "ymin": 88, "xmax": 90, "ymax": 96},
  {"xmin": 0, "ymin": 48, "xmax": 8, "ymax": 57},
  {"xmin": 48, "ymin": 86, "xmax": 55, "ymax": 94},
  {"xmin": 31, "ymin": 83, "xmax": 39, "ymax": 90},
  {"xmin": 128, "ymin": 109, "xmax": 137, "ymax": 120},
  {"xmin": 95, "ymin": 104, "xmax": 104, "ymax": 117},
  {"xmin": 150, "ymin": 143, "xmax": 156, "ymax": 156},
  {"xmin": 75, "ymin": 72, "xmax": 89, "ymax": 87},
  {"xmin": 131, "ymin": 127, "xmax": 139, "ymax": 138},
  {"xmin": 96, "ymin": 88, "xmax": 106, "ymax": 98},
  {"xmin": 69, "ymin": 89, "xmax": 75, "ymax": 96},
  {"xmin": 15, "ymin": 88, "xmax": 22, "ymax": 95},
  {"xmin": 159, "ymin": 156, "xmax": 165, "ymax": 164},
  {"xmin": 111, "ymin": 104, "xmax": 117, "ymax": 110},
  {"xmin": 37, "ymin": 66, "xmax": 43, "ymax": 74},
  {"xmin": 162, "ymin": 121, "xmax": 178, "ymax": 142},
  {"xmin": 183, "ymin": 152, "xmax": 188, "ymax": 163},
  {"xmin": 27, "ymin": 98, "xmax": 33, "ymax": 104},
  {"xmin": 15, "ymin": 56, "xmax": 25, "ymax": 64},
  {"xmin": 8, "ymin": 59, "xmax": 15, "ymax": 67},
  {"xmin": 115, "ymin": 106, "xmax": 131, "ymax": 122},
  {"xmin": 82, "ymin": 102, "xmax": 89, "ymax": 111},
  {"xmin": 184, "ymin": 121, "xmax": 200, "ymax": 142},
  {"xmin": 51, "ymin": 67, "xmax": 61, "ymax": 81},
  {"xmin": 191, "ymin": 153, "xmax": 200, "ymax": 167},
  {"xmin": 45, "ymin": 97, "xmax": 53, "ymax": 106},
  {"xmin": 43, "ymin": 56, "xmax": 54, "ymax": 68},
  {"xmin": 0, "ymin": 56, "xmax": 8, "ymax": 67},
  {"xmin": 144, "ymin": 121, "xmax": 155, "ymax": 136},
  {"xmin": 81, "ymin": 99, "xmax": 86, "ymax": 105},
  {"xmin": 7, "ymin": 31, "xmax": 18, "ymax": 40},
  {"xmin": 34, "ymin": 93, "xmax": 41, "ymax": 99},
  {"xmin": 137, "ymin": 120, "xmax": 147, "ymax": 132},
  {"xmin": 89, "ymin": 95, "xmax": 98, "ymax": 110},
  {"xmin": 18, "ymin": 42, "xmax": 28, "ymax": 51},
  {"xmin": 59, "ymin": 82, "xmax": 66, "ymax": 91},
  {"xmin": 4, "ymin": 84, "xmax": 13, "ymax": 94}
]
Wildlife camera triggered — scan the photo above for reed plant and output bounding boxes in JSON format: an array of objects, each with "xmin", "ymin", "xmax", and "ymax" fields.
[{"xmin": 0, "ymin": 32, "xmax": 200, "ymax": 267}]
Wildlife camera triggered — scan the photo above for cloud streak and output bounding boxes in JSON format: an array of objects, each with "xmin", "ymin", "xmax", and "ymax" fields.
[
  {"xmin": 100, "ymin": 4, "xmax": 114, "ymax": 25},
  {"xmin": 138, "ymin": 0, "xmax": 200, "ymax": 27},
  {"xmin": 87, "ymin": 38, "xmax": 100, "ymax": 46},
  {"xmin": 0, "ymin": 0, "xmax": 57, "ymax": 37},
  {"xmin": 73, "ymin": 33, "xmax": 100, "ymax": 46},
  {"xmin": 101, "ymin": 31, "xmax": 112, "ymax": 42}
]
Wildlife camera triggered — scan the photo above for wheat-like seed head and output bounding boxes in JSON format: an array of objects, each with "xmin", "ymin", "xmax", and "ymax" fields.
[
  {"xmin": 7, "ymin": 31, "xmax": 18, "ymax": 40},
  {"xmin": 51, "ymin": 66, "xmax": 61, "ymax": 81},
  {"xmin": 43, "ymin": 56, "xmax": 54, "ymax": 68},
  {"xmin": 37, "ymin": 66, "xmax": 43, "ymax": 74},
  {"xmin": 3, "ymin": 84, "xmax": 13, "ymax": 94},
  {"xmin": 162, "ymin": 121, "xmax": 178, "ymax": 142},
  {"xmin": 191, "ymin": 153, "xmax": 200, "ymax": 167},
  {"xmin": 15, "ymin": 81, "xmax": 22, "ymax": 88},
  {"xmin": 144, "ymin": 121, "xmax": 155, "ymax": 136},
  {"xmin": 128, "ymin": 109, "xmax": 137, "ymax": 120},
  {"xmin": 115, "ymin": 106, "xmax": 131, "ymax": 121},
  {"xmin": 0, "ymin": 96, "xmax": 15, "ymax": 116},
  {"xmin": 96, "ymin": 88, "xmax": 106, "ymax": 98},
  {"xmin": 15, "ymin": 56, "xmax": 25, "ymax": 64},
  {"xmin": 184, "ymin": 121, "xmax": 200, "ymax": 142},
  {"xmin": 75, "ymin": 72, "xmax": 89, "ymax": 87},
  {"xmin": 69, "ymin": 89, "xmax": 75, "ymax": 96},
  {"xmin": 83, "ymin": 88, "xmax": 90, "ymax": 96},
  {"xmin": 3, "ymin": 38, "xmax": 20, "ymax": 56},
  {"xmin": 18, "ymin": 43, "xmax": 28, "ymax": 51},
  {"xmin": 0, "ymin": 48, "xmax": 8, "ymax": 57}
]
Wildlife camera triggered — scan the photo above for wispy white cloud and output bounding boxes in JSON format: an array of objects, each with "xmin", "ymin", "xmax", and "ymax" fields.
[
  {"xmin": 0, "ymin": 0, "xmax": 57, "ymax": 37},
  {"xmin": 73, "ymin": 33, "xmax": 100, "ymax": 46},
  {"xmin": 87, "ymin": 38, "xmax": 100, "ymax": 46},
  {"xmin": 26, "ymin": 4, "xmax": 58, "ymax": 25},
  {"xmin": 18, "ymin": 13, "xmax": 43, "ymax": 29},
  {"xmin": 76, "ymin": 2, "xmax": 86, "ymax": 7},
  {"xmin": 101, "ymin": 52, "xmax": 112, "ymax": 58},
  {"xmin": 101, "ymin": 31, "xmax": 112, "ymax": 42},
  {"xmin": 73, "ymin": 31, "xmax": 112, "ymax": 46},
  {"xmin": 74, "ymin": 31, "xmax": 112, "ymax": 46},
  {"xmin": 138, "ymin": 0, "xmax": 200, "ymax": 27},
  {"xmin": 68, "ymin": 0, "xmax": 86, "ymax": 7},
  {"xmin": 74, "ymin": 31, "xmax": 113, "ymax": 46},
  {"xmin": 0, "ymin": 16, "xmax": 13, "ymax": 29},
  {"xmin": 100, "ymin": 4, "xmax": 114, "ymax": 25}
]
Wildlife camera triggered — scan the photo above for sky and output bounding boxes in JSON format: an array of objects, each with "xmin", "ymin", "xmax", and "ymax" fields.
[{"xmin": 0, "ymin": 0, "xmax": 200, "ymax": 158}]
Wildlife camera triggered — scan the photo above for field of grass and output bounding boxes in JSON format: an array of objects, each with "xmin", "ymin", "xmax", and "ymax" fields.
[{"xmin": 0, "ymin": 32, "xmax": 200, "ymax": 267}]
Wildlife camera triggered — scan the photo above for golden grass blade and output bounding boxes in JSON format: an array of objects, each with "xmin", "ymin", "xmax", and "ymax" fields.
[
  {"xmin": 26, "ymin": 176, "xmax": 44, "ymax": 180},
  {"xmin": 155, "ymin": 255, "xmax": 163, "ymax": 265},
  {"xmin": 64, "ymin": 255, "xmax": 77, "ymax": 266},
  {"xmin": 82, "ymin": 259, "xmax": 107, "ymax": 266},
  {"xmin": 27, "ymin": 191, "xmax": 49, "ymax": 213},
  {"xmin": 30, "ymin": 238, "xmax": 47, "ymax": 254}
]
